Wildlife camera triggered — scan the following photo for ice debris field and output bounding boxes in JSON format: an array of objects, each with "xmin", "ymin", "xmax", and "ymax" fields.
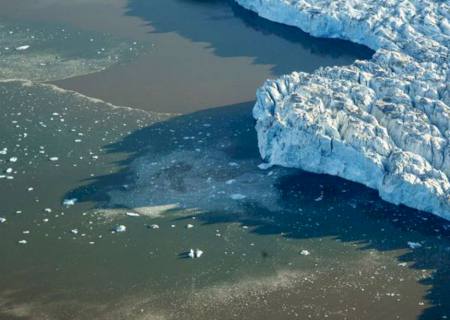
[{"xmin": 235, "ymin": 0, "xmax": 450, "ymax": 219}]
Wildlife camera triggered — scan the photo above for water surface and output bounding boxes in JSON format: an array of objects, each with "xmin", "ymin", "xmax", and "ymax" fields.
[{"xmin": 1, "ymin": 1, "xmax": 449, "ymax": 320}]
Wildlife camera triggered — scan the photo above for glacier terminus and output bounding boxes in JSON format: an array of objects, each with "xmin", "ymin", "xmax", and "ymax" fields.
[{"xmin": 235, "ymin": 0, "xmax": 450, "ymax": 219}]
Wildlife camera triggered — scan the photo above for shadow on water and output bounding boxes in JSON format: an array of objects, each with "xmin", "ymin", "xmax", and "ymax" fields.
[
  {"xmin": 125, "ymin": 0, "xmax": 374, "ymax": 75},
  {"xmin": 66, "ymin": 101, "xmax": 450, "ymax": 319}
]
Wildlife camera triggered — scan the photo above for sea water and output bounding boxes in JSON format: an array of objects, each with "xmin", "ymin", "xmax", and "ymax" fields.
[{"xmin": 1, "ymin": 1, "xmax": 449, "ymax": 319}]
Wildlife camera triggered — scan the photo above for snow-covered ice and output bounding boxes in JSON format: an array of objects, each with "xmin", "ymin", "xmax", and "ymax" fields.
[
  {"xmin": 407, "ymin": 241, "xmax": 423, "ymax": 249},
  {"xmin": 230, "ymin": 193, "xmax": 247, "ymax": 200},
  {"xmin": 15, "ymin": 45, "xmax": 30, "ymax": 51},
  {"xmin": 188, "ymin": 249, "xmax": 204, "ymax": 258},
  {"xmin": 236, "ymin": 0, "xmax": 450, "ymax": 219},
  {"xmin": 63, "ymin": 198, "xmax": 77, "ymax": 207},
  {"xmin": 300, "ymin": 249, "xmax": 310, "ymax": 256},
  {"xmin": 126, "ymin": 212, "xmax": 140, "ymax": 217},
  {"xmin": 113, "ymin": 225, "xmax": 127, "ymax": 233}
]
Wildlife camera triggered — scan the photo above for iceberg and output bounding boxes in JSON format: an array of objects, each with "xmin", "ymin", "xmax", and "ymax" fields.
[{"xmin": 235, "ymin": 0, "xmax": 450, "ymax": 219}]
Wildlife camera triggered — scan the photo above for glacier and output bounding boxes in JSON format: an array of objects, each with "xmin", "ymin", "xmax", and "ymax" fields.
[{"xmin": 234, "ymin": 0, "xmax": 450, "ymax": 219}]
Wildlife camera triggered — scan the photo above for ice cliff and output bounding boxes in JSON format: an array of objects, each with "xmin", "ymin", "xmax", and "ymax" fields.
[{"xmin": 235, "ymin": 0, "xmax": 450, "ymax": 219}]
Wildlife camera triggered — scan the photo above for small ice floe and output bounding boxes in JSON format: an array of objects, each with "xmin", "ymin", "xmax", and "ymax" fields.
[
  {"xmin": 16, "ymin": 45, "xmax": 30, "ymax": 51},
  {"xmin": 44, "ymin": 208, "xmax": 52, "ymax": 213},
  {"xmin": 149, "ymin": 224, "xmax": 159, "ymax": 229},
  {"xmin": 314, "ymin": 194, "xmax": 324, "ymax": 201},
  {"xmin": 63, "ymin": 198, "xmax": 77, "ymax": 207},
  {"xmin": 407, "ymin": 241, "xmax": 422, "ymax": 249},
  {"xmin": 188, "ymin": 248, "xmax": 204, "ymax": 259},
  {"xmin": 258, "ymin": 162, "xmax": 272, "ymax": 170},
  {"xmin": 9, "ymin": 157, "xmax": 18, "ymax": 163},
  {"xmin": 22, "ymin": 230, "xmax": 30, "ymax": 234},
  {"xmin": 0, "ymin": 148, "xmax": 7, "ymax": 155},
  {"xmin": 186, "ymin": 224, "xmax": 194, "ymax": 229},
  {"xmin": 300, "ymin": 249, "xmax": 311, "ymax": 256},
  {"xmin": 18, "ymin": 240, "xmax": 27, "ymax": 245},
  {"xmin": 398, "ymin": 262, "xmax": 408, "ymax": 267},
  {"xmin": 5, "ymin": 168, "xmax": 13, "ymax": 174},
  {"xmin": 27, "ymin": 187, "xmax": 34, "ymax": 192},
  {"xmin": 126, "ymin": 212, "xmax": 140, "ymax": 217},
  {"xmin": 71, "ymin": 229, "xmax": 79, "ymax": 235},
  {"xmin": 0, "ymin": 217, "xmax": 6, "ymax": 223},
  {"xmin": 225, "ymin": 179, "xmax": 235, "ymax": 185},
  {"xmin": 113, "ymin": 225, "xmax": 126, "ymax": 233},
  {"xmin": 228, "ymin": 162, "xmax": 239, "ymax": 167},
  {"xmin": 48, "ymin": 157, "xmax": 59, "ymax": 161},
  {"xmin": 230, "ymin": 193, "xmax": 246, "ymax": 200}
]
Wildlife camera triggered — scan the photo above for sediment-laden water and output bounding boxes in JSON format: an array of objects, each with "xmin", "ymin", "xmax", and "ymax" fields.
[{"xmin": 1, "ymin": 1, "xmax": 449, "ymax": 320}]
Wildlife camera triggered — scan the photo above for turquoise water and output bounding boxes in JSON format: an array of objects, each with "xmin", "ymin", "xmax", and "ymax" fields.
[{"xmin": 1, "ymin": 1, "xmax": 449, "ymax": 320}]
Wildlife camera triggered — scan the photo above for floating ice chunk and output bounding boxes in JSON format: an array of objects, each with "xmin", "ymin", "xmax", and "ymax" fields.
[
  {"xmin": 113, "ymin": 225, "xmax": 126, "ymax": 233},
  {"xmin": 314, "ymin": 194, "xmax": 324, "ymax": 202},
  {"xmin": 258, "ymin": 163, "xmax": 272, "ymax": 170},
  {"xmin": 188, "ymin": 248, "xmax": 204, "ymax": 258},
  {"xmin": 228, "ymin": 162, "xmax": 239, "ymax": 167},
  {"xmin": 195, "ymin": 249, "xmax": 204, "ymax": 258},
  {"xmin": 300, "ymin": 250, "xmax": 311, "ymax": 256},
  {"xmin": 5, "ymin": 168, "xmax": 13, "ymax": 174},
  {"xmin": 71, "ymin": 229, "xmax": 79, "ymax": 235},
  {"xmin": 48, "ymin": 157, "xmax": 59, "ymax": 161},
  {"xmin": 150, "ymin": 224, "xmax": 159, "ymax": 229},
  {"xmin": 230, "ymin": 193, "xmax": 246, "ymax": 200},
  {"xmin": 9, "ymin": 157, "xmax": 18, "ymax": 163},
  {"xmin": 225, "ymin": 179, "xmax": 236, "ymax": 185},
  {"xmin": 27, "ymin": 187, "xmax": 34, "ymax": 191},
  {"xmin": 0, "ymin": 217, "xmax": 6, "ymax": 223},
  {"xmin": 16, "ymin": 45, "xmax": 30, "ymax": 51},
  {"xmin": 18, "ymin": 240, "xmax": 27, "ymax": 244},
  {"xmin": 63, "ymin": 198, "xmax": 77, "ymax": 207},
  {"xmin": 407, "ymin": 241, "xmax": 422, "ymax": 249},
  {"xmin": 186, "ymin": 224, "xmax": 194, "ymax": 229},
  {"xmin": 0, "ymin": 148, "xmax": 7, "ymax": 155},
  {"xmin": 126, "ymin": 212, "xmax": 140, "ymax": 217},
  {"xmin": 44, "ymin": 208, "xmax": 52, "ymax": 213}
]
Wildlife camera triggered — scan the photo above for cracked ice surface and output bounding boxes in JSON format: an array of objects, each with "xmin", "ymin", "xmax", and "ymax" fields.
[{"xmin": 235, "ymin": 0, "xmax": 450, "ymax": 219}]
